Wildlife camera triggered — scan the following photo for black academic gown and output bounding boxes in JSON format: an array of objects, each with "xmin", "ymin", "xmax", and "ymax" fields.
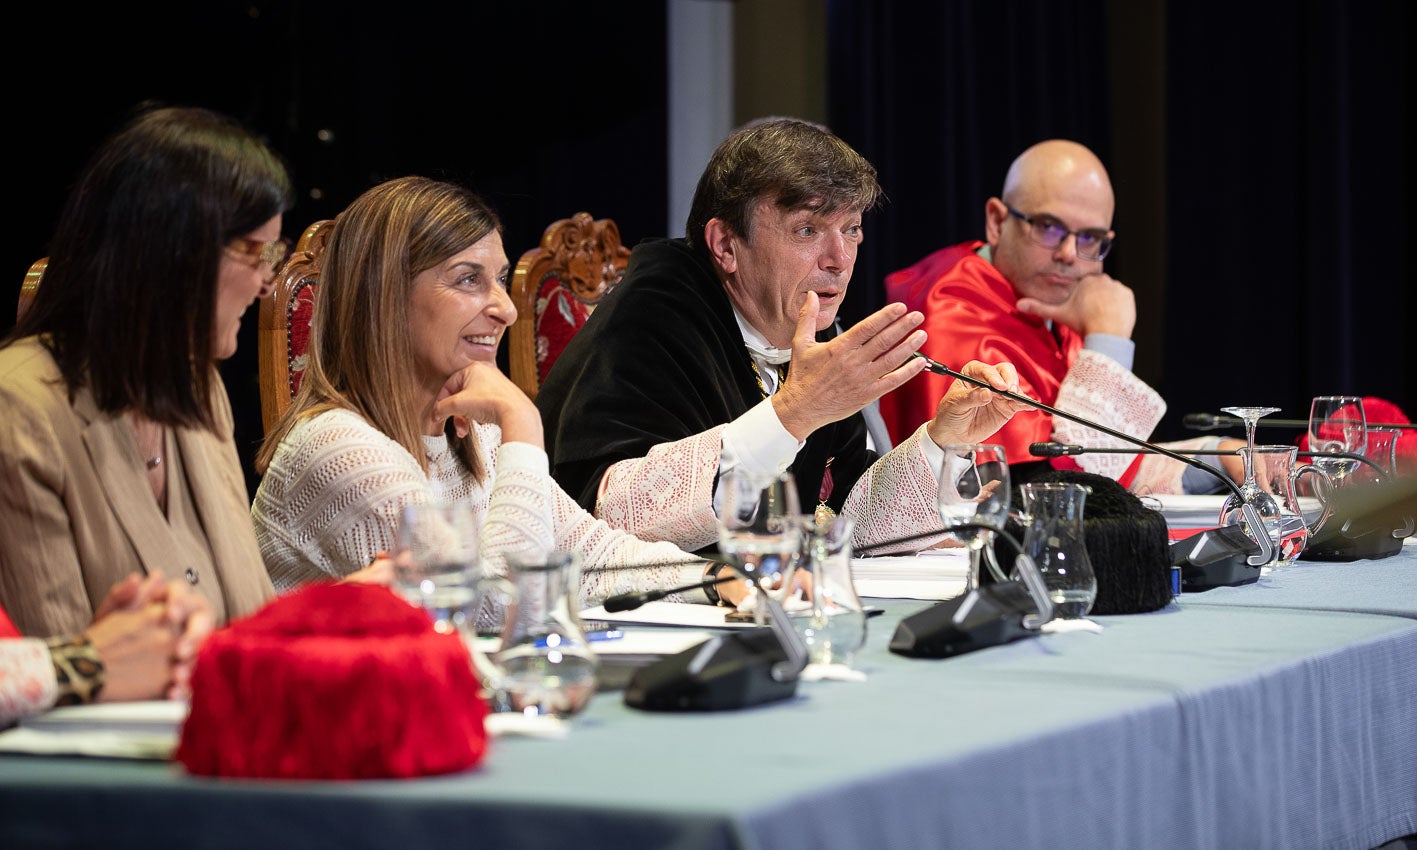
[{"xmin": 537, "ymin": 237, "xmax": 876, "ymax": 522}]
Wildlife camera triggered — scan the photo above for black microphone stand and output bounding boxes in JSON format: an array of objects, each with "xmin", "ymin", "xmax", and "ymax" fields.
[{"xmin": 914, "ymin": 354, "xmax": 1274, "ymax": 566}]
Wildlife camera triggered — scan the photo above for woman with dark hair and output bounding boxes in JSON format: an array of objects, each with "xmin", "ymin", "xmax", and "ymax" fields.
[
  {"xmin": 253, "ymin": 176, "xmax": 734, "ymax": 616},
  {"xmin": 0, "ymin": 105, "xmax": 290, "ymax": 637}
]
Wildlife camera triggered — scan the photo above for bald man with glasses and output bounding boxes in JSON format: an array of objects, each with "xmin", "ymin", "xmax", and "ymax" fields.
[{"xmin": 878, "ymin": 139, "xmax": 1239, "ymax": 494}]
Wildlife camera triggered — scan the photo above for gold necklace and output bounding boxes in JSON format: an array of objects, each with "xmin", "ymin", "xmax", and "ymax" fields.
[{"xmin": 749, "ymin": 359, "xmax": 788, "ymax": 399}]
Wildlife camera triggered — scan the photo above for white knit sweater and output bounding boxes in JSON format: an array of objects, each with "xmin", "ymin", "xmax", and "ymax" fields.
[{"xmin": 251, "ymin": 409, "xmax": 707, "ymax": 610}]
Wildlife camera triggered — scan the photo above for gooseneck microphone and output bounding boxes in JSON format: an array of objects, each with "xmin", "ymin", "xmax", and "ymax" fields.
[
  {"xmin": 601, "ymin": 570, "xmax": 737, "ymax": 612},
  {"xmin": 1030, "ymin": 441, "xmax": 1238, "ymax": 458},
  {"xmin": 913, "ymin": 353, "xmax": 1274, "ymax": 566},
  {"xmin": 1031, "ymin": 440, "xmax": 1390, "ymax": 482},
  {"xmin": 1183, "ymin": 412, "xmax": 1417, "ymax": 431}
]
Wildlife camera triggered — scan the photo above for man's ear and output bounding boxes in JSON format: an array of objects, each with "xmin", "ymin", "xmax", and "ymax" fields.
[
  {"xmin": 984, "ymin": 197, "xmax": 1009, "ymax": 248},
  {"xmin": 703, "ymin": 218, "xmax": 737, "ymax": 275}
]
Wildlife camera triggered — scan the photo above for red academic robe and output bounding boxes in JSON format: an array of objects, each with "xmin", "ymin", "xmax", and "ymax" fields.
[{"xmin": 881, "ymin": 241, "xmax": 1084, "ymax": 463}]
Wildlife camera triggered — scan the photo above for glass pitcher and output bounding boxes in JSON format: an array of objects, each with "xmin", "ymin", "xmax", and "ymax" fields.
[
  {"xmin": 492, "ymin": 551, "xmax": 599, "ymax": 718},
  {"xmin": 1018, "ymin": 482, "xmax": 1096, "ymax": 619},
  {"xmin": 1219, "ymin": 445, "xmax": 1334, "ymax": 567},
  {"xmin": 784, "ymin": 515, "xmax": 867, "ymax": 667}
]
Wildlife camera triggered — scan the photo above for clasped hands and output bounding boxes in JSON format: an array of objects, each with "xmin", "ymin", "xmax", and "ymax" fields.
[
  {"xmin": 83, "ymin": 571, "xmax": 214, "ymax": 703},
  {"xmin": 773, "ymin": 292, "xmax": 1028, "ymax": 445}
]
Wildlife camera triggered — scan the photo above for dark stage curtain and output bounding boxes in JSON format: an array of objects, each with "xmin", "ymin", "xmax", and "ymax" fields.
[{"xmin": 827, "ymin": 0, "xmax": 1412, "ymax": 443}]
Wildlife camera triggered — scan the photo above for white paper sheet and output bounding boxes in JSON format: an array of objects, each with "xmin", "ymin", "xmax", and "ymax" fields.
[
  {"xmin": 851, "ymin": 550, "xmax": 971, "ymax": 600},
  {"xmin": 0, "ymin": 700, "xmax": 187, "ymax": 760},
  {"xmin": 579, "ymin": 600, "xmax": 757, "ymax": 629}
]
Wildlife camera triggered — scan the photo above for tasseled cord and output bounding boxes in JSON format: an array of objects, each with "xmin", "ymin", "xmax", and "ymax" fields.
[{"xmin": 176, "ymin": 582, "xmax": 489, "ymax": 780}]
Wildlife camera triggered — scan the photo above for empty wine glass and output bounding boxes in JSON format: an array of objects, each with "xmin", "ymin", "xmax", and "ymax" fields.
[
  {"xmin": 936, "ymin": 444, "xmax": 1010, "ymax": 593},
  {"xmin": 1308, "ymin": 396, "xmax": 1367, "ymax": 486},
  {"xmin": 717, "ymin": 470, "xmax": 802, "ymax": 624},
  {"xmin": 1219, "ymin": 406, "xmax": 1280, "ymax": 506},
  {"xmin": 1216, "ymin": 407, "xmax": 1281, "ymax": 568}
]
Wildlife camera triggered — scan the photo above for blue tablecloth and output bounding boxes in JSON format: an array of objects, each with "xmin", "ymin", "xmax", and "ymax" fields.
[
  {"xmin": 3, "ymin": 593, "xmax": 1415, "ymax": 850},
  {"xmin": 1182, "ymin": 538, "xmax": 1417, "ymax": 619}
]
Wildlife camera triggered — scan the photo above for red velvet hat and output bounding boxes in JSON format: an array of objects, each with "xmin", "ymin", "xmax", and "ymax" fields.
[{"xmin": 176, "ymin": 582, "xmax": 489, "ymax": 779}]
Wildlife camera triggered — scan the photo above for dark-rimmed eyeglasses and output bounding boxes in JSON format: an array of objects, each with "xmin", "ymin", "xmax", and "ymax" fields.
[
  {"xmin": 225, "ymin": 236, "xmax": 291, "ymax": 271},
  {"xmin": 1005, "ymin": 206, "xmax": 1114, "ymax": 261}
]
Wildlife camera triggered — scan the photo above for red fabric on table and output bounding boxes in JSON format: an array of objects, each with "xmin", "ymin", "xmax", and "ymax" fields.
[{"xmin": 176, "ymin": 582, "xmax": 488, "ymax": 780}]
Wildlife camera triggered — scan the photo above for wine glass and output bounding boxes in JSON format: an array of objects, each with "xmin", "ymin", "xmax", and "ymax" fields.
[
  {"xmin": 936, "ymin": 444, "xmax": 1010, "ymax": 593},
  {"xmin": 717, "ymin": 470, "xmax": 802, "ymax": 624},
  {"xmin": 1218, "ymin": 405, "xmax": 1280, "ymax": 507},
  {"xmin": 1217, "ymin": 407, "xmax": 1282, "ymax": 567},
  {"xmin": 1308, "ymin": 396, "xmax": 1367, "ymax": 486}
]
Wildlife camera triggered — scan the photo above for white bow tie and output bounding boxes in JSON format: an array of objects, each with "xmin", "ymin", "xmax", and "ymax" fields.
[{"xmin": 744, "ymin": 340, "xmax": 792, "ymax": 366}]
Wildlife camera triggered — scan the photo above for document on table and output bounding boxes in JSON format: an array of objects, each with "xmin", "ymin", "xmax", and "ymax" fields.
[
  {"xmin": 579, "ymin": 600, "xmax": 757, "ymax": 629},
  {"xmin": 852, "ymin": 548, "xmax": 970, "ymax": 600},
  {"xmin": 1144, "ymin": 494, "xmax": 1226, "ymax": 529},
  {"xmin": 0, "ymin": 700, "xmax": 186, "ymax": 760}
]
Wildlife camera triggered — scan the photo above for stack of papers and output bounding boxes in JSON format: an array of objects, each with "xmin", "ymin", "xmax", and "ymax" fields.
[
  {"xmin": 1145, "ymin": 494, "xmax": 1226, "ymax": 530},
  {"xmin": 851, "ymin": 549, "xmax": 970, "ymax": 600},
  {"xmin": 0, "ymin": 700, "xmax": 187, "ymax": 759},
  {"xmin": 579, "ymin": 600, "xmax": 757, "ymax": 629}
]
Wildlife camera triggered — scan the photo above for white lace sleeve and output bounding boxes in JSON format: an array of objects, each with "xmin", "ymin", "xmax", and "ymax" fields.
[
  {"xmin": 841, "ymin": 426, "xmax": 948, "ymax": 555},
  {"xmin": 550, "ymin": 486, "xmax": 709, "ymax": 609},
  {"xmin": 593, "ymin": 425, "xmax": 726, "ymax": 552},
  {"xmin": 1051, "ymin": 349, "xmax": 1166, "ymax": 479}
]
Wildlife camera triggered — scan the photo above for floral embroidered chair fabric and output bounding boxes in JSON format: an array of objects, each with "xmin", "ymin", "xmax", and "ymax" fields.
[
  {"xmin": 508, "ymin": 212, "xmax": 630, "ymax": 399},
  {"xmin": 257, "ymin": 220, "xmax": 332, "ymax": 435}
]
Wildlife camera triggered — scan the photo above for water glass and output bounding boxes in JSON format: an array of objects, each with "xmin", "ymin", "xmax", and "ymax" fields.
[{"xmin": 394, "ymin": 502, "xmax": 482, "ymax": 639}]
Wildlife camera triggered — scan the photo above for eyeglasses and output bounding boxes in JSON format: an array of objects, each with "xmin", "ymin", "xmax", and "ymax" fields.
[
  {"xmin": 225, "ymin": 236, "xmax": 291, "ymax": 271},
  {"xmin": 1005, "ymin": 205, "xmax": 1114, "ymax": 261}
]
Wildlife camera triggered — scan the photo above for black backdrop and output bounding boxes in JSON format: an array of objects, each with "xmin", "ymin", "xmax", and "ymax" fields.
[
  {"xmin": 826, "ymin": 0, "xmax": 1413, "ymax": 447},
  {"xmin": 7, "ymin": 2, "xmax": 668, "ymax": 495},
  {"xmin": 6, "ymin": 1, "xmax": 1412, "ymax": 492}
]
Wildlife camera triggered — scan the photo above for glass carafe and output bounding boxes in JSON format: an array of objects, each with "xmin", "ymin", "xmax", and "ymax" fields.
[
  {"xmin": 1219, "ymin": 445, "xmax": 1334, "ymax": 567},
  {"xmin": 492, "ymin": 551, "xmax": 598, "ymax": 717},
  {"xmin": 1018, "ymin": 482, "xmax": 1096, "ymax": 619},
  {"xmin": 785, "ymin": 515, "xmax": 867, "ymax": 667}
]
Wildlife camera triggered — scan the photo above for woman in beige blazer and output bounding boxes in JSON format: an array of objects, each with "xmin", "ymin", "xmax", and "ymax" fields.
[{"xmin": 0, "ymin": 105, "xmax": 289, "ymax": 637}]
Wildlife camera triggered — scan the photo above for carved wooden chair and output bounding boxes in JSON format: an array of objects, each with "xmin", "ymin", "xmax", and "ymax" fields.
[
  {"xmin": 508, "ymin": 212, "xmax": 630, "ymax": 399},
  {"xmin": 258, "ymin": 220, "xmax": 332, "ymax": 434},
  {"xmin": 16, "ymin": 258, "xmax": 47, "ymax": 321}
]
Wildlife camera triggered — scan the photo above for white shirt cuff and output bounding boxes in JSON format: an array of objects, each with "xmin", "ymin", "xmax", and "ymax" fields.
[
  {"xmin": 915, "ymin": 422, "xmax": 947, "ymax": 484},
  {"xmin": 720, "ymin": 399, "xmax": 803, "ymax": 480}
]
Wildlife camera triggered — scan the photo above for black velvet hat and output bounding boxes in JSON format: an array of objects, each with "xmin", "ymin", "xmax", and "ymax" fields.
[{"xmin": 989, "ymin": 469, "xmax": 1172, "ymax": 615}]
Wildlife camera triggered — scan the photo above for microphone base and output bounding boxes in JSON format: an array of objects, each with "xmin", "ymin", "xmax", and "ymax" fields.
[
  {"xmin": 1179, "ymin": 554, "xmax": 1263, "ymax": 591},
  {"xmin": 1170, "ymin": 526, "xmax": 1264, "ymax": 591},
  {"xmin": 623, "ymin": 628, "xmax": 798, "ymax": 712},
  {"xmin": 1301, "ymin": 528, "xmax": 1405, "ymax": 562},
  {"xmin": 888, "ymin": 583, "xmax": 1040, "ymax": 659}
]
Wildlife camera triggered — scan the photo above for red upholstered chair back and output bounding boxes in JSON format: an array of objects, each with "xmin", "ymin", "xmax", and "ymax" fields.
[
  {"xmin": 508, "ymin": 212, "xmax": 629, "ymax": 399},
  {"xmin": 258, "ymin": 220, "xmax": 332, "ymax": 435},
  {"xmin": 16, "ymin": 258, "xmax": 47, "ymax": 322}
]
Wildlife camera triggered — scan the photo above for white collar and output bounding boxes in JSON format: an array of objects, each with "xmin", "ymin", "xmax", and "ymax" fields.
[{"xmin": 731, "ymin": 307, "xmax": 792, "ymax": 365}]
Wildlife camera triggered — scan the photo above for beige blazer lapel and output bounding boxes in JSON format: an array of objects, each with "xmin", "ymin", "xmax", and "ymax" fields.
[
  {"xmin": 74, "ymin": 388, "xmax": 171, "ymax": 574},
  {"xmin": 175, "ymin": 389, "xmax": 274, "ymax": 620}
]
